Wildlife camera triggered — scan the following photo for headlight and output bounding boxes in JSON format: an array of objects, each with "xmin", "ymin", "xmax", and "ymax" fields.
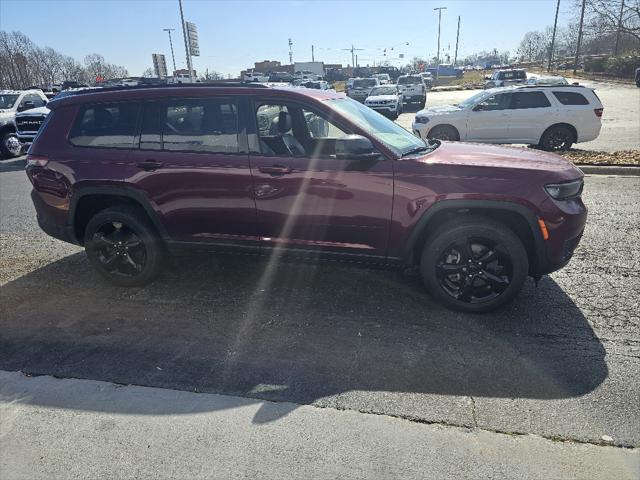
[
  {"xmin": 415, "ymin": 116, "xmax": 430, "ymax": 124},
  {"xmin": 544, "ymin": 179, "xmax": 583, "ymax": 200}
]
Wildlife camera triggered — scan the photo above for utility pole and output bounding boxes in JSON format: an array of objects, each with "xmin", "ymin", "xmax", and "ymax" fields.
[
  {"xmin": 548, "ymin": 0, "xmax": 561, "ymax": 72},
  {"xmin": 453, "ymin": 16, "xmax": 460, "ymax": 66},
  {"xmin": 433, "ymin": 6, "xmax": 447, "ymax": 84},
  {"xmin": 311, "ymin": 45, "xmax": 315, "ymax": 62},
  {"xmin": 163, "ymin": 28, "xmax": 177, "ymax": 73},
  {"xmin": 177, "ymin": 0, "xmax": 193, "ymax": 82},
  {"xmin": 342, "ymin": 45, "xmax": 364, "ymax": 72},
  {"xmin": 288, "ymin": 38, "xmax": 293, "ymax": 64},
  {"xmin": 573, "ymin": 0, "xmax": 586, "ymax": 75},
  {"xmin": 614, "ymin": 0, "xmax": 626, "ymax": 55}
]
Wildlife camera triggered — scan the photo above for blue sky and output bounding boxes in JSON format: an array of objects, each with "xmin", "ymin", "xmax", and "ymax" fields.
[{"xmin": 1, "ymin": 0, "xmax": 575, "ymax": 76}]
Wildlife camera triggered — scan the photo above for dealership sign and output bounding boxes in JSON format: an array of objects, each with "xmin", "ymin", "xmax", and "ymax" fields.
[{"xmin": 186, "ymin": 21, "xmax": 199, "ymax": 56}]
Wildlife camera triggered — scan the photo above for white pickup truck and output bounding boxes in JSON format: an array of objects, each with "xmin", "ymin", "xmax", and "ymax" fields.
[{"xmin": 396, "ymin": 75, "xmax": 426, "ymax": 107}]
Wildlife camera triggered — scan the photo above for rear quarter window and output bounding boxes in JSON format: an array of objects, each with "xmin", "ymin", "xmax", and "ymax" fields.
[
  {"xmin": 552, "ymin": 91, "xmax": 590, "ymax": 105},
  {"xmin": 69, "ymin": 103, "xmax": 140, "ymax": 149}
]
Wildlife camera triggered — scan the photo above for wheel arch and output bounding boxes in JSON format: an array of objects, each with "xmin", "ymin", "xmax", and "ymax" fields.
[
  {"xmin": 404, "ymin": 200, "xmax": 546, "ymax": 276},
  {"xmin": 426, "ymin": 123, "xmax": 461, "ymax": 140},
  {"xmin": 70, "ymin": 186, "xmax": 169, "ymax": 244}
]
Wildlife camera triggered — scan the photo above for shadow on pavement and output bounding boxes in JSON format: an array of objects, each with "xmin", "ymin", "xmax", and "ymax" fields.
[{"xmin": 0, "ymin": 251, "xmax": 608, "ymax": 420}]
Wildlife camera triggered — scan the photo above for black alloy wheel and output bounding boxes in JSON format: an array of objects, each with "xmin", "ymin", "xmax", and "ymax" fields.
[
  {"xmin": 84, "ymin": 206, "xmax": 164, "ymax": 286},
  {"xmin": 420, "ymin": 218, "xmax": 528, "ymax": 312}
]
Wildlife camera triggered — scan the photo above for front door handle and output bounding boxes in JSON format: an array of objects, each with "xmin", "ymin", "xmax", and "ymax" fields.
[
  {"xmin": 258, "ymin": 164, "xmax": 292, "ymax": 176},
  {"xmin": 136, "ymin": 160, "xmax": 163, "ymax": 171}
]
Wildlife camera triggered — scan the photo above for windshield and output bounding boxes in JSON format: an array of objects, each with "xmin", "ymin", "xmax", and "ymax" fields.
[
  {"xmin": 457, "ymin": 91, "xmax": 490, "ymax": 109},
  {"xmin": 327, "ymin": 97, "xmax": 426, "ymax": 155},
  {"xmin": 398, "ymin": 76, "xmax": 421, "ymax": 84},
  {"xmin": 353, "ymin": 79, "xmax": 377, "ymax": 88},
  {"xmin": 369, "ymin": 86, "xmax": 397, "ymax": 96},
  {"xmin": 0, "ymin": 94, "xmax": 19, "ymax": 109}
]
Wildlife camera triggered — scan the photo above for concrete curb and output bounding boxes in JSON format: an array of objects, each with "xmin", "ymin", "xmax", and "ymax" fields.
[{"xmin": 578, "ymin": 165, "xmax": 640, "ymax": 176}]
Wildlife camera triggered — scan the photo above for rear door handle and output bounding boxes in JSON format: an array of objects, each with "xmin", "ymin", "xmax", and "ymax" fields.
[
  {"xmin": 258, "ymin": 164, "xmax": 292, "ymax": 176},
  {"xmin": 136, "ymin": 160, "xmax": 163, "ymax": 171}
]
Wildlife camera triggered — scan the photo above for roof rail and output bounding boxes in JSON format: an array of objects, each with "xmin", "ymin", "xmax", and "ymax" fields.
[
  {"xmin": 69, "ymin": 82, "xmax": 271, "ymax": 95},
  {"xmin": 517, "ymin": 84, "xmax": 585, "ymax": 89}
]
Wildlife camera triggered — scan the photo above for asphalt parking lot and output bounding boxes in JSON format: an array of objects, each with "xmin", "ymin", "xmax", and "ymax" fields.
[
  {"xmin": 1, "ymin": 165, "xmax": 639, "ymax": 448},
  {"xmin": 396, "ymin": 77, "xmax": 640, "ymax": 152}
]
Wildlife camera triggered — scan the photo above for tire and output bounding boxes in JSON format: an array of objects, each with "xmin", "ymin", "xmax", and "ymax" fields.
[
  {"xmin": 83, "ymin": 205, "xmax": 165, "ymax": 287},
  {"xmin": 420, "ymin": 217, "xmax": 529, "ymax": 313},
  {"xmin": 418, "ymin": 97, "xmax": 426, "ymax": 109},
  {"xmin": 1, "ymin": 132, "xmax": 22, "ymax": 158},
  {"xmin": 539, "ymin": 125, "xmax": 574, "ymax": 151},
  {"xmin": 427, "ymin": 125, "xmax": 460, "ymax": 141}
]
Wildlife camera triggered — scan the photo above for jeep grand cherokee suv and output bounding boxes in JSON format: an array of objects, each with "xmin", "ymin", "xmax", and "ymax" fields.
[{"xmin": 26, "ymin": 83, "xmax": 587, "ymax": 312}]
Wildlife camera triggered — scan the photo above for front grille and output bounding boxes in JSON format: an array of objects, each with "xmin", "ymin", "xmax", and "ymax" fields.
[{"xmin": 16, "ymin": 115, "xmax": 45, "ymax": 134}]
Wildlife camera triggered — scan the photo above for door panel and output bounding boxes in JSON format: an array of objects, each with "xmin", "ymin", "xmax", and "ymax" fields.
[
  {"xmin": 250, "ymin": 154, "xmax": 393, "ymax": 254},
  {"xmin": 123, "ymin": 99, "xmax": 256, "ymax": 242},
  {"xmin": 466, "ymin": 93, "xmax": 511, "ymax": 142},
  {"xmin": 249, "ymin": 101, "xmax": 394, "ymax": 256}
]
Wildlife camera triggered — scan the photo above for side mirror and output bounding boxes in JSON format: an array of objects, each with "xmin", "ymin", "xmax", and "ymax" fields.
[
  {"xmin": 335, "ymin": 134, "xmax": 379, "ymax": 160},
  {"xmin": 473, "ymin": 104, "xmax": 485, "ymax": 112}
]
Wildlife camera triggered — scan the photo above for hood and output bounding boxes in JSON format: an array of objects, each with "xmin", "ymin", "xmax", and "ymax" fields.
[
  {"xmin": 415, "ymin": 142, "xmax": 582, "ymax": 179},
  {"xmin": 417, "ymin": 104, "xmax": 462, "ymax": 116},
  {"xmin": 366, "ymin": 95, "xmax": 398, "ymax": 101},
  {"xmin": 16, "ymin": 106, "xmax": 49, "ymax": 117}
]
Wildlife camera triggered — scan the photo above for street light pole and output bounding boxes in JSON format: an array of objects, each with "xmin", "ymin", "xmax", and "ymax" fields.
[
  {"xmin": 433, "ymin": 6, "xmax": 447, "ymax": 84},
  {"xmin": 548, "ymin": 0, "xmax": 561, "ymax": 72},
  {"xmin": 178, "ymin": 0, "xmax": 193, "ymax": 82},
  {"xmin": 573, "ymin": 0, "xmax": 586, "ymax": 75},
  {"xmin": 163, "ymin": 28, "xmax": 177, "ymax": 73}
]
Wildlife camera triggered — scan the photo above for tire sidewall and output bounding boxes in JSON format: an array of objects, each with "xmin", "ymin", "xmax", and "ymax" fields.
[
  {"xmin": 420, "ymin": 220, "xmax": 529, "ymax": 313},
  {"xmin": 541, "ymin": 126, "xmax": 574, "ymax": 151},
  {"xmin": 1, "ymin": 132, "xmax": 21, "ymax": 158},
  {"xmin": 83, "ymin": 207, "xmax": 163, "ymax": 287}
]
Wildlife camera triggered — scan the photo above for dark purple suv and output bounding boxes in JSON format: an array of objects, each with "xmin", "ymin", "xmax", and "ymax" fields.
[{"xmin": 26, "ymin": 84, "xmax": 586, "ymax": 312}]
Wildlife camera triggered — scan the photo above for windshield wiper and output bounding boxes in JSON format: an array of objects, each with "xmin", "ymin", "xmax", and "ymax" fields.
[{"xmin": 401, "ymin": 140, "xmax": 441, "ymax": 157}]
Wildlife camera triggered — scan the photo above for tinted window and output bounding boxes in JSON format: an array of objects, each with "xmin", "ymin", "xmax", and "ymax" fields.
[
  {"xmin": 25, "ymin": 94, "xmax": 46, "ymax": 108},
  {"xmin": 553, "ymin": 91, "xmax": 589, "ymax": 105},
  {"xmin": 510, "ymin": 92, "xmax": 551, "ymax": 109},
  {"xmin": 353, "ymin": 79, "xmax": 377, "ymax": 88},
  {"xmin": 163, "ymin": 99, "xmax": 239, "ymax": 153},
  {"xmin": 70, "ymin": 103, "xmax": 140, "ymax": 148},
  {"xmin": 475, "ymin": 93, "xmax": 511, "ymax": 111}
]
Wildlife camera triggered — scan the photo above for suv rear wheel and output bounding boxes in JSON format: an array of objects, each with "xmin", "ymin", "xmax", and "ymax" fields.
[
  {"xmin": 420, "ymin": 217, "xmax": 529, "ymax": 313},
  {"xmin": 83, "ymin": 206, "xmax": 165, "ymax": 287},
  {"xmin": 539, "ymin": 125, "xmax": 574, "ymax": 151}
]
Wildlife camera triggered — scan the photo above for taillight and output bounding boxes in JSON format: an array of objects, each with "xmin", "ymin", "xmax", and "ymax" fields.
[
  {"xmin": 594, "ymin": 108, "xmax": 603, "ymax": 118},
  {"xmin": 26, "ymin": 154, "xmax": 49, "ymax": 167}
]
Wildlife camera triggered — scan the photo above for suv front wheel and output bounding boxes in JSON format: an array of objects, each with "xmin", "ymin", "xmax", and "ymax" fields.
[
  {"xmin": 420, "ymin": 217, "xmax": 529, "ymax": 313},
  {"xmin": 84, "ymin": 206, "xmax": 165, "ymax": 287}
]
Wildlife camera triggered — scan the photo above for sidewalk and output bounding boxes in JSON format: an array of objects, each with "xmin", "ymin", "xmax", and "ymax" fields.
[{"xmin": 1, "ymin": 371, "xmax": 638, "ymax": 480}]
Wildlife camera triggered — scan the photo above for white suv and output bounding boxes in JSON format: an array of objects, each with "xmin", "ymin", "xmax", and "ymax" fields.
[{"xmin": 411, "ymin": 85, "xmax": 603, "ymax": 151}]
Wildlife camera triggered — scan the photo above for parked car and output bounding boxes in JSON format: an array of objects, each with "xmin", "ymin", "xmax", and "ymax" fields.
[
  {"xmin": 526, "ymin": 75, "xmax": 569, "ymax": 86},
  {"xmin": 419, "ymin": 72, "xmax": 434, "ymax": 89},
  {"xmin": 484, "ymin": 69, "xmax": 527, "ymax": 88},
  {"xmin": 397, "ymin": 75, "xmax": 426, "ymax": 107},
  {"xmin": 26, "ymin": 83, "xmax": 587, "ymax": 312},
  {"xmin": 244, "ymin": 72, "xmax": 269, "ymax": 83},
  {"xmin": 364, "ymin": 85, "xmax": 403, "ymax": 119},
  {"xmin": 268, "ymin": 71, "xmax": 294, "ymax": 83},
  {"xmin": 346, "ymin": 77, "xmax": 380, "ymax": 102},
  {"xmin": 412, "ymin": 85, "xmax": 603, "ymax": 151},
  {"xmin": 0, "ymin": 89, "xmax": 49, "ymax": 157},
  {"xmin": 301, "ymin": 80, "xmax": 331, "ymax": 90},
  {"xmin": 373, "ymin": 73, "xmax": 391, "ymax": 85}
]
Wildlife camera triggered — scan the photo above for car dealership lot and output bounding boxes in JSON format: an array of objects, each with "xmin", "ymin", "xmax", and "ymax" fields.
[
  {"xmin": 1, "ymin": 162, "xmax": 639, "ymax": 455},
  {"xmin": 396, "ymin": 77, "xmax": 640, "ymax": 152}
]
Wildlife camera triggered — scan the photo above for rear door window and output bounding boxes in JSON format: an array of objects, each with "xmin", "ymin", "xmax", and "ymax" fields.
[
  {"xmin": 509, "ymin": 92, "xmax": 551, "ymax": 109},
  {"xmin": 70, "ymin": 102, "xmax": 140, "ymax": 149},
  {"xmin": 552, "ymin": 91, "xmax": 590, "ymax": 105},
  {"xmin": 162, "ymin": 98, "xmax": 239, "ymax": 153}
]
